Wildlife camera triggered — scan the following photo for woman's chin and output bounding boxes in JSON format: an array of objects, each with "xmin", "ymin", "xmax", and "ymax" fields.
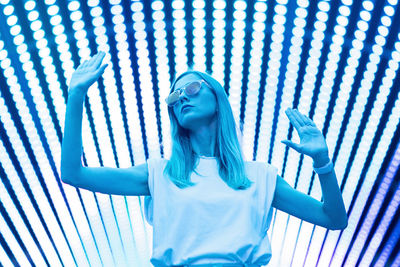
[{"xmin": 180, "ymin": 118, "xmax": 215, "ymax": 131}]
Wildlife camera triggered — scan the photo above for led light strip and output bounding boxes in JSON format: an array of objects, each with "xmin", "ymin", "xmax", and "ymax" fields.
[
  {"xmin": 42, "ymin": 0, "xmax": 111, "ymax": 265},
  {"xmin": 141, "ymin": 0, "xmax": 173, "ymax": 260},
  {"xmin": 85, "ymin": 0, "xmax": 132, "ymax": 265},
  {"xmin": 273, "ymin": 0, "xmax": 313, "ymax": 264},
  {"xmin": 3, "ymin": 1, "xmax": 97, "ymax": 266},
  {"xmin": 130, "ymin": 1, "xmax": 161, "ymax": 159},
  {"xmin": 107, "ymin": 2, "xmax": 151, "ymax": 260},
  {"xmin": 67, "ymin": 0, "xmax": 125, "ymax": 265},
  {"xmin": 172, "ymin": 0, "xmax": 188, "ymax": 74},
  {"xmin": 64, "ymin": 0, "xmax": 116, "ymax": 265},
  {"xmin": 0, "ymin": 212, "xmax": 30, "ymax": 266},
  {"xmin": 45, "ymin": 1, "xmax": 75, "ymax": 127},
  {"xmin": 228, "ymin": 0, "xmax": 247, "ymax": 127},
  {"xmin": 292, "ymin": 1, "xmax": 351, "ymax": 265},
  {"xmin": 361, "ymin": 145, "xmax": 400, "ymax": 266},
  {"xmin": 342, "ymin": 21, "xmax": 399, "ymax": 267},
  {"xmin": 390, "ymin": 233, "xmax": 400, "ymax": 266},
  {"xmin": 304, "ymin": 1, "xmax": 374, "ymax": 265},
  {"xmin": 256, "ymin": 0, "xmax": 288, "ymax": 265},
  {"xmin": 0, "ymin": 174, "xmax": 46, "ymax": 266},
  {"xmin": 192, "ymin": 0, "xmax": 206, "ymax": 72},
  {"xmin": 0, "ymin": 87, "xmax": 61, "ymax": 265},
  {"xmin": 276, "ymin": 1, "xmax": 331, "ymax": 266},
  {"xmin": 107, "ymin": 1, "xmax": 147, "ymax": 265},
  {"xmin": 321, "ymin": 1, "xmax": 396, "ymax": 265},
  {"xmin": 241, "ymin": 0, "xmax": 268, "ymax": 161},
  {"xmin": 0, "ymin": 123, "xmax": 46, "ymax": 265},
  {"xmin": 0, "ymin": 237, "xmax": 14, "ymax": 267},
  {"xmin": 312, "ymin": 1, "xmax": 350, "ymax": 130},
  {"xmin": 151, "ymin": 0, "xmax": 172, "ymax": 160},
  {"xmin": 128, "ymin": 1, "xmax": 163, "ymax": 265},
  {"xmin": 346, "ymin": 87, "xmax": 400, "ymax": 266},
  {"xmin": 1, "ymin": 2, "xmax": 84, "ymax": 265},
  {"xmin": 138, "ymin": 1, "xmax": 173, "ymax": 261},
  {"xmin": 255, "ymin": 0, "xmax": 286, "ymax": 163},
  {"xmin": 211, "ymin": 0, "xmax": 227, "ymax": 86},
  {"xmin": 21, "ymin": 2, "xmax": 95, "ymax": 264},
  {"xmin": 374, "ymin": 203, "xmax": 400, "ymax": 267},
  {"xmin": 130, "ymin": 3, "xmax": 161, "ymax": 157}
]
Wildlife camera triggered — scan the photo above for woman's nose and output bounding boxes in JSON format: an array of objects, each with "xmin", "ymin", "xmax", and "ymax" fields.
[{"xmin": 179, "ymin": 91, "xmax": 190, "ymax": 103}]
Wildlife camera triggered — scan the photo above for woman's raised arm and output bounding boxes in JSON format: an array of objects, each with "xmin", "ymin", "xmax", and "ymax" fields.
[{"xmin": 60, "ymin": 52, "xmax": 149, "ymax": 196}]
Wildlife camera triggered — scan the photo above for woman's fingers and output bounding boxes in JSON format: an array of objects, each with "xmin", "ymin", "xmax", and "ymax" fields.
[
  {"xmin": 285, "ymin": 108, "xmax": 302, "ymax": 130},
  {"xmin": 293, "ymin": 109, "xmax": 310, "ymax": 126},
  {"xmin": 286, "ymin": 108, "xmax": 316, "ymax": 129},
  {"xmin": 82, "ymin": 51, "xmax": 106, "ymax": 70},
  {"xmin": 95, "ymin": 63, "xmax": 108, "ymax": 77},
  {"xmin": 78, "ymin": 60, "xmax": 88, "ymax": 69},
  {"xmin": 302, "ymin": 113, "xmax": 316, "ymax": 126},
  {"xmin": 291, "ymin": 109, "xmax": 306, "ymax": 127},
  {"xmin": 294, "ymin": 110, "xmax": 316, "ymax": 126},
  {"xmin": 92, "ymin": 51, "xmax": 106, "ymax": 69},
  {"xmin": 88, "ymin": 51, "xmax": 105, "ymax": 69}
]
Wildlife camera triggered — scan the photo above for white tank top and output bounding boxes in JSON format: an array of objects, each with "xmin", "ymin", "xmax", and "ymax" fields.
[{"xmin": 144, "ymin": 156, "xmax": 277, "ymax": 266}]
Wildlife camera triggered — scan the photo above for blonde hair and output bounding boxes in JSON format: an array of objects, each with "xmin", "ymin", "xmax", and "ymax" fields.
[{"xmin": 164, "ymin": 70, "xmax": 253, "ymax": 190}]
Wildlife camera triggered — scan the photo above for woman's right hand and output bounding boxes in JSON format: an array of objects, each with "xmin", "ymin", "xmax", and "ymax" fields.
[{"xmin": 68, "ymin": 51, "xmax": 108, "ymax": 98}]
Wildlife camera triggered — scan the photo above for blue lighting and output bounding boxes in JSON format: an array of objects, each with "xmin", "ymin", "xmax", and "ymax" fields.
[{"xmin": 0, "ymin": 0, "xmax": 399, "ymax": 266}]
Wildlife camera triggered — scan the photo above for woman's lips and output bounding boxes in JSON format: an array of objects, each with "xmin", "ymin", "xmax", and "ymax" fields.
[{"xmin": 181, "ymin": 105, "xmax": 193, "ymax": 112}]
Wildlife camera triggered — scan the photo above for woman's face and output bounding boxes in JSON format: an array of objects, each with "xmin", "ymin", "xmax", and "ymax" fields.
[{"xmin": 172, "ymin": 74, "xmax": 218, "ymax": 131}]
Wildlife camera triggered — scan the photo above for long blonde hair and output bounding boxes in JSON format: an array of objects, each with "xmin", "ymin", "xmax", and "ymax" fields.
[{"xmin": 164, "ymin": 71, "xmax": 253, "ymax": 190}]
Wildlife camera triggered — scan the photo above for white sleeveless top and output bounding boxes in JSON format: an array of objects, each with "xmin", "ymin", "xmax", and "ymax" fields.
[{"xmin": 144, "ymin": 156, "xmax": 277, "ymax": 266}]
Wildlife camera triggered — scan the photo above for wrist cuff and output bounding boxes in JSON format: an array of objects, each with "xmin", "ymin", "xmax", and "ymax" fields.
[{"xmin": 313, "ymin": 159, "xmax": 334, "ymax": 174}]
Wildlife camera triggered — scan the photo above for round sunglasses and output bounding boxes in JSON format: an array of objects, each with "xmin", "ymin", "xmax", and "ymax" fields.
[{"xmin": 165, "ymin": 80, "xmax": 209, "ymax": 107}]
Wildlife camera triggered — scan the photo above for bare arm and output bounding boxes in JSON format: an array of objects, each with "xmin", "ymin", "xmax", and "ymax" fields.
[
  {"xmin": 272, "ymin": 169, "xmax": 347, "ymax": 230},
  {"xmin": 276, "ymin": 108, "xmax": 348, "ymax": 230},
  {"xmin": 60, "ymin": 90, "xmax": 86, "ymax": 183},
  {"xmin": 314, "ymin": 156, "xmax": 348, "ymax": 229},
  {"xmin": 60, "ymin": 52, "xmax": 149, "ymax": 196}
]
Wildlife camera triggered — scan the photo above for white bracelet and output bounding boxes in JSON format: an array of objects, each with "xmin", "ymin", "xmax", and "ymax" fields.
[{"xmin": 313, "ymin": 159, "xmax": 334, "ymax": 174}]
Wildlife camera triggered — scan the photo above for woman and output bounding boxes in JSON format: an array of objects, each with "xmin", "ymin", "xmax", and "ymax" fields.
[{"xmin": 61, "ymin": 52, "xmax": 348, "ymax": 266}]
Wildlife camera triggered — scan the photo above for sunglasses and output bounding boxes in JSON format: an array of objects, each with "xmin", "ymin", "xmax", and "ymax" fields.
[{"xmin": 165, "ymin": 80, "xmax": 209, "ymax": 107}]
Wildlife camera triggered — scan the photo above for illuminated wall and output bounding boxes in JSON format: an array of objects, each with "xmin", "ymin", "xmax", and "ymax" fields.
[{"xmin": 0, "ymin": 0, "xmax": 400, "ymax": 266}]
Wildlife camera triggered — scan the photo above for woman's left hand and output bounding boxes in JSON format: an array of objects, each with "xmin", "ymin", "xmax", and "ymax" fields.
[{"xmin": 281, "ymin": 108, "xmax": 329, "ymax": 160}]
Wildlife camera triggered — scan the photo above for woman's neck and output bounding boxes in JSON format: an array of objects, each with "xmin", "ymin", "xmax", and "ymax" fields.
[{"xmin": 190, "ymin": 122, "xmax": 217, "ymax": 157}]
